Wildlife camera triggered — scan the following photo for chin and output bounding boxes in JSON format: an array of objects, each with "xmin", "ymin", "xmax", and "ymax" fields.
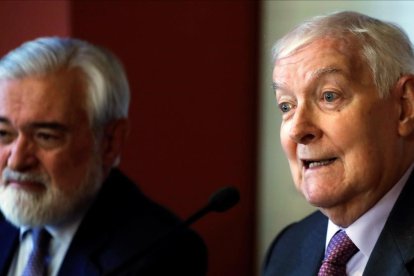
[
  {"xmin": 0, "ymin": 187, "xmax": 58, "ymax": 226},
  {"xmin": 303, "ymin": 189, "xmax": 335, "ymax": 208},
  {"xmin": 0, "ymin": 164, "xmax": 103, "ymax": 227}
]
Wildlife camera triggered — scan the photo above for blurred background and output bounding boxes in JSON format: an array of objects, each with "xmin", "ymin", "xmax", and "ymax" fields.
[{"xmin": 0, "ymin": 1, "xmax": 413, "ymax": 275}]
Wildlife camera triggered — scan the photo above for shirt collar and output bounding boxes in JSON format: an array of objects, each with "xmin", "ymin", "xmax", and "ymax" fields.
[{"xmin": 19, "ymin": 206, "xmax": 88, "ymax": 244}]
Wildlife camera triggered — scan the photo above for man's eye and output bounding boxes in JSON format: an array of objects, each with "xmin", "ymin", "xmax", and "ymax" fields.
[
  {"xmin": 0, "ymin": 130, "xmax": 9, "ymax": 136},
  {"xmin": 0, "ymin": 129, "xmax": 14, "ymax": 144},
  {"xmin": 35, "ymin": 132, "xmax": 63, "ymax": 148},
  {"xmin": 323, "ymin": 91, "xmax": 339, "ymax": 102},
  {"xmin": 278, "ymin": 102, "xmax": 293, "ymax": 113},
  {"xmin": 37, "ymin": 133, "xmax": 57, "ymax": 141}
]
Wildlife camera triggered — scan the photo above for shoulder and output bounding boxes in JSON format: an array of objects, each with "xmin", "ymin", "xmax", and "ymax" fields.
[
  {"xmin": 266, "ymin": 211, "xmax": 326, "ymax": 250},
  {"xmin": 75, "ymin": 169, "xmax": 207, "ymax": 275},
  {"xmin": 263, "ymin": 211, "xmax": 327, "ymax": 276},
  {"xmin": 97, "ymin": 169, "xmax": 196, "ymax": 234},
  {"xmin": 0, "ymin": 213, "xmax": 19, "ymax": 275}
]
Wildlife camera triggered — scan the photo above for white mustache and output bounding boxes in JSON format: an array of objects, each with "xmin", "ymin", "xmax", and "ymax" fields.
[{"xmin": 2, "ymin": 168, "xmax": 49, "ymax": 187}]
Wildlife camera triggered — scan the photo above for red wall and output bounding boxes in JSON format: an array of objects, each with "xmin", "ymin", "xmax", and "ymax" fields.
[
  {"xmin": 0, "ymin": 2, "xmax": 259, "ymax": 275},
  {"xmin": 0, "ymin": 1, "xmax": 70, "ymax": 55}
]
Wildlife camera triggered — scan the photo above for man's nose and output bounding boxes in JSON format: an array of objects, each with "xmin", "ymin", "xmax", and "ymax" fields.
[
  {"xmin": 7, "ymin": 135, "xmax": 38, "ymax": 171},
  {"xmin": 288, "ymin": 103, "xmax": 322, "ymax": 144}
]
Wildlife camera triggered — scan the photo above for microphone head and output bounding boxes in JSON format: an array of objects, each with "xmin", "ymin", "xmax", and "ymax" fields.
[{"xmin": 208, "ymin": 186, "xmax": 240, "ymax": 212}]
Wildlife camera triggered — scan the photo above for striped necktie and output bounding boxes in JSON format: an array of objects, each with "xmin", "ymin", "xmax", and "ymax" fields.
[{"xmin": 22, "ymin": 228, "xmax": 51, "ymax": 276}]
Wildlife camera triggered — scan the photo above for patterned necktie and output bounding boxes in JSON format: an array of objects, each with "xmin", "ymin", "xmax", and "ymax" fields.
[
  {"xmin": 318, "ymin": 230, "xmax": 359, "ymax": 276},
  {"xmin": 22, "ymin": 228, "xmax": 52, "ymax": 276}
]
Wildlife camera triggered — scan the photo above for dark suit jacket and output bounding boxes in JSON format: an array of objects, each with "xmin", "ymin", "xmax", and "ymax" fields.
[
  {"xmin": 0, "ymin": 169, "xmax": 207, "ymax": 276},
  {"xmin": 263, "ymin": 172, "xmax": 414, "ymax": 276}
]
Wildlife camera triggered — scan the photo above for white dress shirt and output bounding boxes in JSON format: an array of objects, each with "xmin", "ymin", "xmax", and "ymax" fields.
[
  {"xmin": 325, "ymin": 164, "xmax": 414, "ymax": 276},
  {"xmin": 7, "ymin": 214, "xmax": 84, "ymax": 276}
]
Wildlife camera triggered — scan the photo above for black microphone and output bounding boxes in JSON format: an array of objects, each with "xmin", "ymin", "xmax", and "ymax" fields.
[
  {"xmin": 183, "ymin": 186, "xmax": 240, "ymax": 226},
  {"xmin": 105, "ymin": 186, "xmax": 240, "ymax": 275}
]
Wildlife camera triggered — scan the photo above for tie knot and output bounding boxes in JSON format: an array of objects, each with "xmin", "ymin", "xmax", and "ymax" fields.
[
  {"xmin": 325, "ymin": 230, "xmax": 359, "ymax": 265},
  {"xmin": 318, "ymin": 230, "xmax": 359, "ymax": 276},
  {"xmin": 31, "ymin": 228, "xmax": 51, "ymax": 252},
  {"xmin": 32, "ymin": 228, "xmax": 50, "ymax": 244}
]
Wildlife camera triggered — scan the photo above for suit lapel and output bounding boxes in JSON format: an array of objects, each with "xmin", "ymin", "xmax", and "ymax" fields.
[
  {"xmin": 57, "ymin": 176, "xmax": 118, "ymax": 276},
  {"xmin": 57, "ymin": 169, "xmax": 155, "ymax": 276},
  {"xmin": 297, "ymin": 214, "xmax": 327, "ymax": 275},
  {"xmin": 364, "ymin": 172, "xmax": 414, "ymax": 275},
  {"xmin": 0, "ymin": 219, "xmax": 19, "ymax": 276},
  {"xmin": 57, "ymin": 221, "xmax": 110, "ymax": 276}
]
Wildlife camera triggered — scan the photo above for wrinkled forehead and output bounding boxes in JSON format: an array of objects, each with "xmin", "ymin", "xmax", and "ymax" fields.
[
  {"xmin": 276, "ymin": 35, "xmax": 362, "ymax": 64},
  {"xmin": 275, "ymin": 29, "xmax": 360, "ymax": 58},
  {"xmin": 273, "ymin": 36, "xmax": 372, "ymax": 88}
]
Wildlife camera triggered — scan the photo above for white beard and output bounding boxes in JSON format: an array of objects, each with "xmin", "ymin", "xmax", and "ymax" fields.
[{"xmin": 0, "ymin": 160, "xmax": 103, "ymax": 227}]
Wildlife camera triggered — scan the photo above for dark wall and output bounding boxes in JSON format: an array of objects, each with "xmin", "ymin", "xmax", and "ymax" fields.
[
  {"xmin": 0, "ymin": 1, "xmax": 70, "ymax": 54},
  {"xmin": 0, "ymin": 1, "xmax": 259, "ymax": 275}
]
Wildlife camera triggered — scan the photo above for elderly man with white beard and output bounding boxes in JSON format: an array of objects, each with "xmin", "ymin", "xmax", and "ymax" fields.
[{"xmin": 0, "ymin": 37, "xmax": 207, "ymax": 276}]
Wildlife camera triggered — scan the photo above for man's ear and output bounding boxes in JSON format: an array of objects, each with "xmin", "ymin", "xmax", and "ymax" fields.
[
  {"xmin": 101, "ymin": 119, "xmax": 129, "ymax": 173},
  {"xmin": 397, "ymin": 75, "xmax": 414, "ymax": 137}
]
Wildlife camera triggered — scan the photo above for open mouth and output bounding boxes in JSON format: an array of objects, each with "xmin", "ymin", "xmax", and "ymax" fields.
[{"xmin": 302, "ymin": 158, "xmax": 337, "ymax": 169}]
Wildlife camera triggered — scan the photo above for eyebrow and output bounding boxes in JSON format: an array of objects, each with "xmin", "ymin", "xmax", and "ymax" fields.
[
  {"xmin": 272, "ymin": 81, "xmax": 283, "ymax": 91},
  {"xmin": 311, "ymin": 67, "xmax": 343, "ymax": 80},
  {"xmin": 0, "ymin": 117, "xmax": 68, "ymax": 132},
  {"xmin": 30, "ymin": 122, "xmax": 68, "ymax": 132},
  {"xmin": 272, "ymin": 67, "xmax": 344, "ymax": 92}
]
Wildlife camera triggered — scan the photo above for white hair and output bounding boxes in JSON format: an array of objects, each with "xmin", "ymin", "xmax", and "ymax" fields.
[
  {"xmin": 0, "ymin": 37, "xmax": 130, "ymax": 129},
  {"xmin": 272, "ymin": 11, "xmax": 414, "ymax": 97}
]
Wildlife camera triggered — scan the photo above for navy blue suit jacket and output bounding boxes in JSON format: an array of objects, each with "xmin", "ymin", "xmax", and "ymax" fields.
[
  {"xmin": 263, "ymin": 172, "xmax": 414, "ymax": 276},
  {"xmin": 0, "ymin": 169, "xmax": 207, "ymax": 276}
]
